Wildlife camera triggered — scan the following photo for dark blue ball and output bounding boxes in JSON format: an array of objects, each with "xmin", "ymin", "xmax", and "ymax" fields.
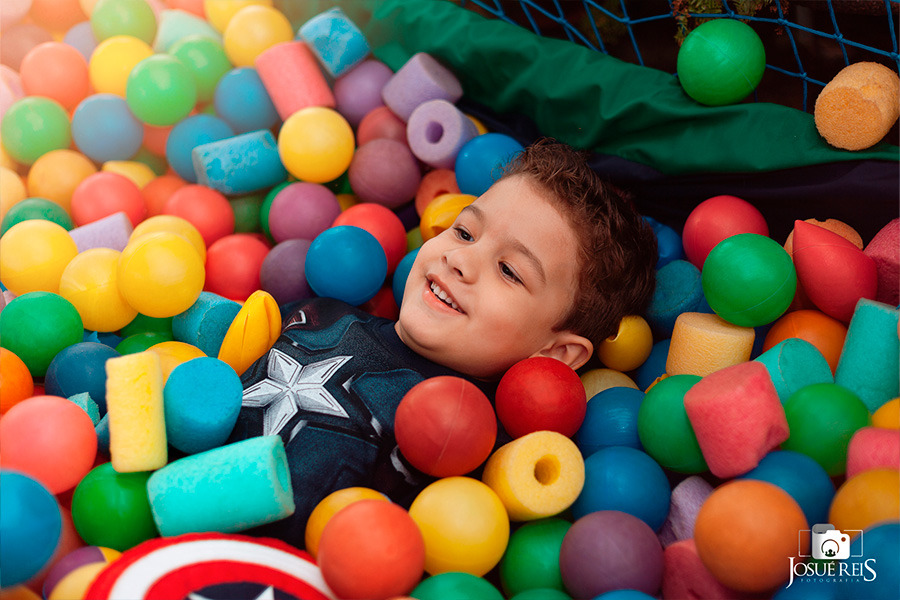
[
  {"xmin": 306, "ymin": 225, "xmax": 387, "ymax": 306},
  {"xmin": 575, "ymin": 387, "xmax": 645, "ymax": 456},
  {"xmin": 455, "ymin": 133, "xmax": 524, "ymax": 197},
  {"xmin": 44, "ymin": 342, "xmax": 121, "ymax": 414},
  {"xmin": 739, "ymin": 450, "xmax": 835, "ymax": 527},
  {"xmin": 392, "ymin": 248, "xmax": 419, "ymax": 307}
]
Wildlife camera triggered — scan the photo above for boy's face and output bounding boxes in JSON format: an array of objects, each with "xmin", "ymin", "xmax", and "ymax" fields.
[{"xmin": 395, "ymin": 175, "xmax": 586, "ymax": 379}]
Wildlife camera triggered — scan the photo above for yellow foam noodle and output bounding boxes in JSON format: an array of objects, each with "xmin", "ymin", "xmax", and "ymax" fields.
[
  {"xmin": 218, "ymin": 290, "xmax": 282, "ymax": 376},
  {"xmin": 666, "ymin": 312, "xmax": 755, "ymax": 377},
  {"xmin": 105, "ymin": 351, "xmax": 167, "ymax": 472},
  {"xmin": 482, "ymin": 430, "xmax": 585, "ymax": 521},
  {"xmin": 580, "ymin": 368, "xmax": 638, "ymax": 399}
]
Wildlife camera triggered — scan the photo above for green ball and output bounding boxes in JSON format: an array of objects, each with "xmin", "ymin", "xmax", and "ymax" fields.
[
  {"xmin": 0, "ymin": 97, "xmax": 72, "ymax": 166},
  {"xmin": 126, "ymin": 55, "xmax": 198, "ymax": 127},
  {"xmin": 677, "ymin": 18, "xmax": 766, "ymax": 106},
  {"xmin": 170, "ymin": 35, "xmax": 233, "ymax": 104},
  {"xmin": 510, "ymin": 589, "xmax": 572, "ymax": 600},
  {"xmin": 0, "ymin": 292, "xmax": 83, "ymax": 377},
  {"xmin": 500, "ymin": 518, "xmax": 571, "ymax": 596},
  {"xmin": 230, "ymin": 193, "xmax": 264, "ymax": 233},
  {"xmin": 90, "ymin": 0, "xmax": 158, "ymax": 44},
  {"xmin": 119, "ymin": 313, "xmax": 174, "ymax": 338},
  {"xmin": 411, "ymin": 572, "xmax": 504, "ymax": 600},
  {"xmin": 71, "ymin": 462, "xmax": 159, "ymax": 552},
  {"xmin": 701, "ymin": 233, "xmax": 796, "ymax": 327},
  {"xmin": 1, "ymin": 198, "xmax": 74, "ymax": 235},
  {"xmin": 782, "ymin": 383, "xmax": 871, "ymax": 476},
  {"xmin": 116, "ymin": 331, "xmax": 174, "ymax": 355},
  {"xmin": 637, "ymin": 374, "xmax": 707, "ymax": 473}
]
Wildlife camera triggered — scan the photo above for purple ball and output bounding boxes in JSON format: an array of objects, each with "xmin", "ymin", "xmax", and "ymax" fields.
[
  {"xmin": 347, "ymin": 138, "xmax": 422, "ymax": 208},
  {"xmin": 559, "ymin": 511, "xmax": 664, "ymax": 599},
  {"xmin": 334, "ymin": 59, "xmax": 393, "ymax": 127},
  {"xmin": 267, "ymin": 182, "xmax": 340, "ymax": 243},
  {"xmin": 259, "ymin": 239, "xmax": 314, "ymax": 305}
]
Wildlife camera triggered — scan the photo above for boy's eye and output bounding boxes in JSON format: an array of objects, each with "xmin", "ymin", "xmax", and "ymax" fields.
[
  {"xmin": 454, "ymin": 227, "xmax": 473, "ymax": 242},
  {"xmin": 500, "ymin": 263, "xmax": 521, "ymax": 283}
]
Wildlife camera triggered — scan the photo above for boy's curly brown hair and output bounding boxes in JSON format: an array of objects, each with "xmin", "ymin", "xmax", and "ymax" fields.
[{"xmin": 501, "ymin": 138, "xmax": 658, "ymax": 348}]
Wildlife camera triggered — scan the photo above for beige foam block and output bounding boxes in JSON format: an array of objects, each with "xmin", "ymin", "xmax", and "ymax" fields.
[
  {"xmin": 814, "ymin": 62, "xmax": 900, "ymax": 151},
  {"xmin": 482, "ymin": 430, "xmax": 585, "ymax": 521},
  {"xmin": 105, "ymin": 351, "xmax": 168, "ymax": 472},
  {"xmin": 667, "ymin": 312, "xmax": 755, "ymax": 377},
  {"xmin": 580, "ymin": 368, "xmax": 638, "ymax": 399}
]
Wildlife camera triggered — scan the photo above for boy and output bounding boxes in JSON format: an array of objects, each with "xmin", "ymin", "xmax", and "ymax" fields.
[{"xmin": 229, "ymin": 139, "xmax": 657, "ymax": 546}]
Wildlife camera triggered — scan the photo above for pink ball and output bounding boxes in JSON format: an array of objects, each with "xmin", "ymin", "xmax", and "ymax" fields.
[
  {"xmin": 267, "ymin": 182, "xmax": 340, "ymax": 243},
  {"xmin": 332, "ymin": 203, "xmax": 407, "ymax": 274},
  {"xmin": 356, "ymin": 105, "xmax": 407, "ymax": 147},
  {"xmin": 682, "ymin": 195, "xmax": 768, "ymax": 268},
  {"xmin": 348, "ymin": 138, "xmax": 421, "ymax": 209},
  {"xmin": 334, "ymin": 59, "xmax": 393, "ymax": 127},
  {"xmin": 71, "ymin": 172, "xmax": 147, "ymax": 228}
]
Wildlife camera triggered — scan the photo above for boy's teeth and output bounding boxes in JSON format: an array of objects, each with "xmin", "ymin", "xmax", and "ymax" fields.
[{"xmin": 429, "ymin": 281, "xmax": 459, "ymax": 311}]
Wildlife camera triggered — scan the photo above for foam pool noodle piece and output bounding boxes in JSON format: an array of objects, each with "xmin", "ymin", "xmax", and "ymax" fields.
[
  {"xmin": 146, "ymin": 435, "xmax": 295, "ymax": 536},
  {"xmin": 407, "ymin": 99, "xmax": 479, "ymax": 169},
  {"xmin": 381, "ymin": 52, "xmax": 463, "ymax": 122},
  {"xmin": 67, "ymin": 392, "xmax": 100, "ymax": 426},
  {"xmin": 684, "ymin": 361, "xmax": 789, "ymax": 478},
  {"xmin": 153, "ymin": 9, "xmax": 222, "ymax": 53},
  {"xmin": 193, "ymin": 129, "xmax": 289, "ymax": 195},
  {"xmin": 646, "ymin": 259, "xmax": 711, "ymax": 339},
  {"xmin": 846, "ymin": 426, "xmax": 900, "ymax": 479},
  {"xmin": 663, "ymin": 539, "xmax": 750, "ymax": 600},
  {"xmin": 298, "ymin": 7, "xmax": 370, "ymax": 79},
  {"xmin": 792, "ymin": 220, "xmax": 878, "ymax": 323},
  {"xmin": 254, "ymin": 41, "xmax": 335, "ymax": 121},
  {"xmin": 753, "ymin": 338, "xmax": 834, "ymax": 402},
  {"xmin": 657, "ymin": 476, "xmax": 714, "ymax": 548},
  {"xmin": 95, "ymin": 414, "xmax": 110, "ymax": 455},
  {"xmin": 218, "ymin": 290, "xmax": 281, "ymax": 376},
  {"xmin": 172, "ymin": 291, "xmax": 242, "ymax": 357},
  {"xmin": 834, "ymin": 298, "xmax": 899, "ymax": 412},
  {"xmin": 481, "ymin": 431, "xmax": 585, "ymax": 522},
  {"xmin": 105, "ymin": 351, "xmax": 168, "ymax": 472},
  {"xmin": 666, "ymin": 312, "xmax": 756, "ymax": 377},
  {"xmin": 864, "ymin": 218, "xmax": 899, "ymax": 306},
  {"xmin": 814, "ymin": 62, "xmax": 900, "ymax": 151},
  {"xmin": 68, "ymin": 212, "xmax": 133, "ymax": 253}
]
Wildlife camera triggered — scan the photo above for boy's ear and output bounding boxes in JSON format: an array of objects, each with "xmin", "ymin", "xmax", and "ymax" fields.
[{"xmin": 534, "ymin": 332, "xmax": 593, "ymax": 372}]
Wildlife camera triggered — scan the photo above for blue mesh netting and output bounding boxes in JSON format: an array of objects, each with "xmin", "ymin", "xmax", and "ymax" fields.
[{"xmin": 456, "ymin": 0, "xmax": 900, "ymax": 113}]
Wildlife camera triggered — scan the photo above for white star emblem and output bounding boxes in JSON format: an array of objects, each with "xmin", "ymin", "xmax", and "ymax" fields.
[{"xmin": 242, "ymin": 349, "xmax": 352, "ymax": 436}]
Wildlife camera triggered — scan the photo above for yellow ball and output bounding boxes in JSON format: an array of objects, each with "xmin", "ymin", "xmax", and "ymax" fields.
[
  {"xmin": 0, "ymin": 166, "xmax": 28, "ymax": 222},
  {"xmin": 829, "ymin": 469, "xmax": 900, "ymax": 535},
  {"xmin": 596, "ymin": 315, "xmax": 654, "ymax": 372},
  {"xmin": 146, "ymin": 341, "xmax": 206, "ymax": 381},
  {"xmin": 305, "ymin": 487, "xmax": 389, "ymax": 558},
  {"xmin": 872, "ymin": 398, "xmax": 899, "ymax": 430},
  {"xmin": 130, "ymin": 215, "xmax": 207, "ymax": 263},
  {"xmin": 278, "ymin": 107, "xmax": 355, "ymax": 184},
  {"xmin": 117, "ymin": 231, "xmax": 205, "ymax": 318},
  {"xmin": 102, "ymin": 160, "xmax": 156, "ymax": 189},
  {"xmin": 419, "ymin": 193, "xmax": 476, "ymax": 242},
  {"xmin": 59, "ymin": 248, "xmax": 138, "ymax": 332},
  {"xmin": 89, "ymin": 35, "xmax": 154, "ymax": 96},
  {"xmin": 26, "ymin": 149, "xmax": 98, "ymax": 214},
  {"xmin": 336, "ymin": 193, "xmax": 358, "ymax": 211},
  {"xmin": 203, "ymin": 0, "xmax": 273, "ymax": 33},
  {"xmin": 222, "ymin": 4, "xmax": 293, "ymax": 67},
  {"xmin": 408, "ymin": 476, "xmax": 509, "ymax": 576},
  {"xmin": 0, "ymin": 220, "xmax": 78, "ymax": 296},
  {"xmin": 580, "ymin": 368, "xmax": 639, "ymax": 398}
]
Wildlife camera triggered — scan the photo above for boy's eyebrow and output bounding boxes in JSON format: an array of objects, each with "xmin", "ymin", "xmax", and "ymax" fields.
[{"xmin": 460, "ymin": 204, "xmax": 547, "ymax": 285}]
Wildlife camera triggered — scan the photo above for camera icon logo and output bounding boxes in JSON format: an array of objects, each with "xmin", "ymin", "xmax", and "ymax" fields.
[{"xmin": 811, "ymin": 523, "xmax": 850, "ymax": 560}]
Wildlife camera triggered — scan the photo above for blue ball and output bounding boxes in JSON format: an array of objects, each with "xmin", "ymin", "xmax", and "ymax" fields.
[
  {"xmin": 71, "ymin": 94, "xmax": 143, "ymax": 163},
  {"xmin": 739, "ymin": 450, "xmax": 835, "ymax": 527},
  {"xmin": 392, "ymin": 248, "xmax": 419, "ymax": 307},
  {"xmin": 646, "ymin": 259, "xmax": 711, "ymax": 339},
  {"xmin": 0, "ymin": 471, "xmax": 62, "ymax": 587},
  {"xmin": 593, "ymin": 591, "xmax": 657, "ymax": 600},
  {"xmin": 773, "ymin": 570, "xmax": 842, "ymax": 600},
  {"xmin": 44, "ymin": 342, "xmax": 121, "ymax": 415},
  {"xmin": 840, "ymin": 523, "xmax": 898, "ymax": 600},
  {"xmin": 576, "ymin": 387, "xmax": 645, "ymax": 456},
  {"xmin": 634, "ymin": 339, "xmax": 670, "ymax": 391},
  {"xmin": 163, "ymin": 357, "xmax": 244, "ymax": 455},
  {"xmin": 455, "ymin": 133, "xmax": 524, "ymax": 196},
  {"xmin": 643, "ymin": 216, "xmax": 685, "ymax": 269},
  {"xmin": 213, "ymin": 67, "xmax": 279, "ymax": 134},
  {"xmin": 165, "ymin": 114, "xmax": 234, "ymax": 183},
  {"xmin": 306, "ymin": 225, "xmax": 387, "ymax": 306},
  {"xmin": 572, "ymin": 446, "xmax": 671, "ymax": 531}
]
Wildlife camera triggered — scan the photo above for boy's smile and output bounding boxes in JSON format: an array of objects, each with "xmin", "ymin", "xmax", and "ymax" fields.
[{"xmin": 395, "ymin": 175, "xmax": 589, "ymax": 379}]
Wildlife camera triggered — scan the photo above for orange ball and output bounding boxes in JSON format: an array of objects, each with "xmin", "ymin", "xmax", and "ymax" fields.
[
  {"xmin": 829, "ymin": 469, "xmax": 900, "ymax": 535},
  {"xmin": 694, "ymin": 479, "xmax": 809, "ymax": 593},
  {"xmin": 142, "ymin": 123, "xmax": 173, "ymax": 157},
  {"xmin": 26, "ymin": 149, "xmax": 98, "ymax": 214},
  {"xmin": 0, "ymin": 347, "xmax": 34, "ymax": 414},
  {"xmin": 141, "ymin": 173, "xmax": 186, "ymax": 217},
  {"xmin": 20, "ymin": 42, "xmax": 90, "ymax": 111},
  {"xmin": 317, "ymin": 500, "xmax": 425, "ymax": 600},
  {"xmin": 762, "ymin": 309, "xmax": 848, "ymax": 374},
  {"xmin": 28, "ymin": 0, "xmax": 88, "ymax": 33},
  {"xmin": 163, "ymin": 184, "xmax": 234, "ymax": 246},
  {"xmin": 305, "ymin": 487, "xmax": 389, "ymax": 559}
]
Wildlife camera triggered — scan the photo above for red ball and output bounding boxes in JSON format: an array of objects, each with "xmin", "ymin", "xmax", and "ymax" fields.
[
  {"xmin": 71, "ymin": 172, "xmax": 147, "ymax": 227},
  {"xmin": 347, "ymin": 138, "xmax": 421, "ymax": 208},
  {"xmin": 357, "ymin": 105, "xmax": 407, "ymax": 146},
  {"xmin": 495, "ymin": 357, "xmax": 587, "ymax": 439},
  {"xmin": 332, "ymin": 203, "xmax": 408, "ymax": 274},
  {"xmin": 394, "ymin": 376, "xmax": 497, "ymax": 477},
  {"xmin": 163, "ymin": 184, "xmax": 235, "ymax": 246},
  {"xmin": 360, "ymin": 285, "xmax": 399, "ymax": 321},
  {"xmin": 682, "ymin": 195, "xmax": 768, "ymax": 269},
  {"xmin": 317, "ymin": 499, "xmax": 425, "ymax": 599},
  {"xmin": 204, "ymin": 233, "xmax": 271, "ymax": 302}
]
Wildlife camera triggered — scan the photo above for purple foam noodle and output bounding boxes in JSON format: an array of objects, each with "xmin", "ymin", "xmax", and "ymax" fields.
[
  {"xmin": 69, "ymin": 211, "xmax": 134, "ymax": 253},
  {"xmin": 406, "ymin": 99, "xmax": 479, "ymax": 170},
  {"xmin": 381, "ymin": 52, "xmax": 463, "ymax": 122},
  {"xmin": 333, "ymin": 59, "xmax": 393, "ymax": 127}
]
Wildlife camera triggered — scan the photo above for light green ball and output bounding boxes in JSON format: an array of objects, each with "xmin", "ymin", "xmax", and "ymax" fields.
[{"xmin": 125, "ymin": 55, "xmax": 198, "ymax": 127}]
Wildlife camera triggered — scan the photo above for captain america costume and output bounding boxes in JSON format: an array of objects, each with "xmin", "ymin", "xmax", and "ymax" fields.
[{"xmin": 228, "ymin": 296, "xmax": 502, "ymax": 548}]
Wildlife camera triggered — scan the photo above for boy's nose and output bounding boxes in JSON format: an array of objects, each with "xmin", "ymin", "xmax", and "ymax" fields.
[{"xmin": 442, "ymin": 247, "xmax": 476, "ymax": 282}]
